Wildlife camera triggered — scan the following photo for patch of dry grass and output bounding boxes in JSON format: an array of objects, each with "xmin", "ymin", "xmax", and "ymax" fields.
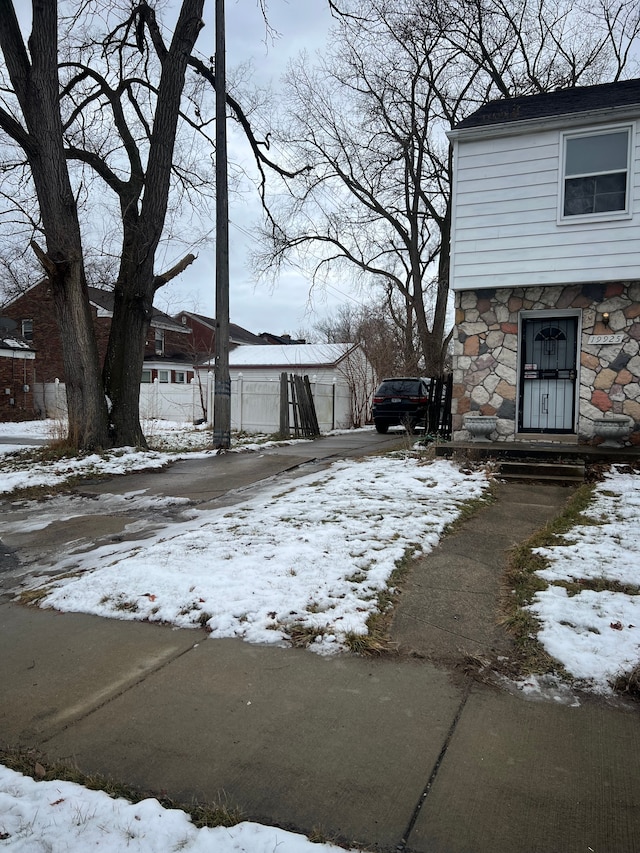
[
  {"xmin": 500, "ymin": 483, "xmax": 596, "ymax": 676},
  {"xmin": 0, "ymin": 746, "xmax": 242, "ymax": 828},
  {"xmin": 612, "ymin": 664, "xmax": 640, "ymax": 700}
]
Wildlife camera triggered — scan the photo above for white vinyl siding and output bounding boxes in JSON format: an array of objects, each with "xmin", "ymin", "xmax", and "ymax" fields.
[{"xmin": 450, "ymin": 121, "xmax": 640, "ymax": 291}]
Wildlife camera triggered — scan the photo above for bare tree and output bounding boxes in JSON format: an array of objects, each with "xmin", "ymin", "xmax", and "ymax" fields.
[
  {"xmin": 0, "ymin": 0, "xmax": 110, "ymax": 448},
  {"xmin": 0, "ymin": 247, "xmax": 42, "ymax": 306},
  {"xmin": 257, "ymin": 0, "xmax": 640, "ymax": 375},
  {"xmin": 0, "ymin": 0, "xmax": 206, "ymax": 447},
  {"xmin": 315, "ymin": 298, "xmax": 414, "ymax": 381},
  {"xmin": 256, "ymin": 13, "xmax": 452, "ymax": 374},
  {"xmin": 59, "ymin": 0, "xmax": 205, "ymax": 447},
  {"xmin": 0, "ymin": 1, "xmax": 308, "ymax": 448},
  {"xmin": 337, "ymin": 345, "xmax": 377, "ymax": 427}
]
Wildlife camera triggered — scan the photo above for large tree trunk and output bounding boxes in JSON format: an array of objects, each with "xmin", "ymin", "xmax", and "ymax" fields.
[
  {"xmin": 103, "ymin": 279, "xmax": 150, "ymax": 448},
  {"xmin": 103, "ymin": 0, "xmax": 204, "ymax": 448},
  {"xmin": 48, "ymin": 260, "xmax": 110, "ymax": 448},
  {"xmin": 0, "ymin": 1, "xmax": 109, "ymax": 449}
]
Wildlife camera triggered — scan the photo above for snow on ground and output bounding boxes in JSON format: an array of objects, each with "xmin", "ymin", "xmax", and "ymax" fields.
[
  {"xmin": 3, "ymin": 419, "xmax": 640, "ymax": 684},
  {"xmin": 27, "ymin": 457, "xmax": 488, "ymax": 654},
  {"xmin": 0, "ymin": 446, "xmax": 179, "ymax": 495},
  {"xmin": 0, "ymin": 764, "xmax": 357, "ymax": 853},
  {"xmin": 0, "ymin": 419, "xmax": 314, "ymax": 496},
  {"xmin": 526, "ymin": 466, "xmax": 640, "ymax": 693},
  {"xmin": 5, "ymin": 421, "xmax": 639, "ymax": 846},
  {"xmin": 0, "ymin": 418, "xmax": 211, "ymax": 444},
  {"xmin": 0, "ymin": 419, "xmax": 61, "ymax": 439}
]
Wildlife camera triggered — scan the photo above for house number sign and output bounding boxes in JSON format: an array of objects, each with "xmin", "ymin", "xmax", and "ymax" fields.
[{"xmin": 588, "ymin": 334, "xmax": 624, "ymax": 345}]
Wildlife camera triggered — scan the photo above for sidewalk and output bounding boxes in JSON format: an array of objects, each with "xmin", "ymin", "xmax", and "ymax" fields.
[{"xmin": 1, "ymin": 450, "xmax": 640, "ymax": 851}]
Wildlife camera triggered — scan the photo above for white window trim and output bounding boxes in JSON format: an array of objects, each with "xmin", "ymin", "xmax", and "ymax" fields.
[
  {"xmin": 158, "ymin": 369, "xmax": 170, "ymax": 384},
  {"xmin": 557, "ymin": 123, "xmax": 633, "ymax": 225},
  {"xmin": 21, "ymin": 319, "xmax": 33, "ymax": 341}
]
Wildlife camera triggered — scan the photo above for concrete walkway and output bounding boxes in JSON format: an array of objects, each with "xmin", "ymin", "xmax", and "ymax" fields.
[
  {"xmin": 2, "ymin": 439, "xmax": 640, "ymax": 852},
  {"xmin": 392, "ymin": 481, "xmax": 571, "ymax": 665}
]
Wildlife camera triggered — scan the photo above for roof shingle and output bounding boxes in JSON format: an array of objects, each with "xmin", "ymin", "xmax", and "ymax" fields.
[{"xmin": 455, "ymin": 77, "xmax": 640, "ymax": 131}]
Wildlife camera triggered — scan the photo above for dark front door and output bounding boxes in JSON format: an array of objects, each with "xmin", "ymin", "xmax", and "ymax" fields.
[{"xmin": 519, "ymin": 316, "xmax": 578, "ymax": 433}]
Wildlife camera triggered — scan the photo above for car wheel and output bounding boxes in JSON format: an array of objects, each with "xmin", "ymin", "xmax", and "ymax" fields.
[{"xmin": 375, "ymin": 421, "xmax": 389, "ymax": 434}]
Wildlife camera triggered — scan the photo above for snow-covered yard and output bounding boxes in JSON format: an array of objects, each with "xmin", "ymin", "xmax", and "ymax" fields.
[
  {"xmin": 9, "ymin": 452, "xmax": 490, "ymax": 654},
  {"xmin": 1, "ymin": 420, "xmax": 640, "ymax": 847},
  {"xmin": 1, "ymin": 420, "xmax": 639, "ymax": 683},
  {"xmin": 0, "ymin": 419, "xmax": 311, "ymax": 495},
  {"xmin": 526, "ymin": 466, "xmax": 640, "ymax": 693},
  {"xmin": 46, "ymin": 456, "xmax": 487, "ymax": 652}
]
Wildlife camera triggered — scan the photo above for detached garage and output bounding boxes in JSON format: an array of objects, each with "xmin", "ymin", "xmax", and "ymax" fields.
[{"xmin": 199, "ymin": 343, "xmax": 376, "ymax": 433}]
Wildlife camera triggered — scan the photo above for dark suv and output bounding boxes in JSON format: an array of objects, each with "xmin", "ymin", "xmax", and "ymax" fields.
[{"xmin": 372, "ymin": 377, "xmax": 431, "ymax": 433}]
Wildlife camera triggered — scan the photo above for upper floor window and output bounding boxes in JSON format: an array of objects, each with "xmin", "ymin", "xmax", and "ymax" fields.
[
  {"xmin": 21, "ymin": 319, "xmax": 33, "ymax": 341},
  {"xmin": 561, "ymin": 127, "xmax": 631, "ymax": 219}
]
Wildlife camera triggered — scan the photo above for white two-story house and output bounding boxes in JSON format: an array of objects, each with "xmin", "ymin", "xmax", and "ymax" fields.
[{"xmin": 448, "ymin": 78, "xmax": 640, "ymax": 446}]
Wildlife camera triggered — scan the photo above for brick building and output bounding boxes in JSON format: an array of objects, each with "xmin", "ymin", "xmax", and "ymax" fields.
[
  {"xmin": 1, "ymin": 280, "xmax": 193, "ymax": 388},
  {"xmin": 174, "ymin": 310, "xmax": 265, "ymax": 361},
  {"xmin": 0, "ymin": 324, "xmax": 36, "ymax": 421}
]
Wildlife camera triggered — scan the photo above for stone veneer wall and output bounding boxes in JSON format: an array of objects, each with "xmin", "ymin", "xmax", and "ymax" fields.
[{"xmin": 452, "ymin": 281, "xmax": 640, "ymax": 445}]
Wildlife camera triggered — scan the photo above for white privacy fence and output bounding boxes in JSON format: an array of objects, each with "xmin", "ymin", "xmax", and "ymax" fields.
[
  {"xmin": 35, "ymin": 372, "xmax": 356, "ymax": 434},
  {"xmin": 35, "ymin": 378, "xmax": 202, "ymax": 425}
]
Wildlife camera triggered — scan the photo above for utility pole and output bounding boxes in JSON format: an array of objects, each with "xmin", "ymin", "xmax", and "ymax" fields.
[{"xmin": 213, "ymin": 0, "xmax": 231, "ymax": 448}]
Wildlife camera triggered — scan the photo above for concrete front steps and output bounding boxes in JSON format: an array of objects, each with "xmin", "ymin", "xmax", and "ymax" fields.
[
  {"xmin": 435, "ymin": 439, "xmax": 640, "ymax": 484},
  {"xmin": 495, "ymin": 460, "xmax": 585, "ymax": 484}
]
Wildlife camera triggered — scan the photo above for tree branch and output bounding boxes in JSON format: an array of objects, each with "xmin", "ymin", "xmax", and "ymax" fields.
[{"xmin": 152, "ymin": 252, "xmax": 197, "ymax": 290}]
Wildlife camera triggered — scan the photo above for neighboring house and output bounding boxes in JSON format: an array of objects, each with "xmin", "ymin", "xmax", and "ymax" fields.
[
  {"xmin": 257, "ymin": 332, "xmax": 307, "ymax": 345},
  {"xmin": 447, "ymin": 77, "xmax": 640, "ymax": 446},
  {"xmin": 0, "ymin": 321, "xmax": 36, "ymax": 421},
  {"xmin": 2, "ymin": 280, "xmax": 196, "ymax": 420},
  {"xmin": 198, "ymin": 342, "xmax": 376, "ymax": 432},
  {"xmin": 174, "ymin": 310, "xmax": 265, "ymax": 360},
  {"xmin": 2, "ymin": 279, "xmax": 193, "ymax": 388}
]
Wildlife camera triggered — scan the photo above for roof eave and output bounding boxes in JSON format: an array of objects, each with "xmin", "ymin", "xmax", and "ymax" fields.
[
  {"xmin": 151, "ymin": 319, "xmax": 191, "ymax": 334},
  {"xmin": 0, "ymin": 347, "xmax": 36, "ymax": 359},
  {"xmin": 448, "ymin": 103, "xmax": 640, "ymax": 141}
]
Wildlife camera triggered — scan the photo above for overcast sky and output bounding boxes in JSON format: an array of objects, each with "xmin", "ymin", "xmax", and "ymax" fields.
[{"xmin": 157, "ymin": 0, "xmax": 365, "ymax": 338}]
